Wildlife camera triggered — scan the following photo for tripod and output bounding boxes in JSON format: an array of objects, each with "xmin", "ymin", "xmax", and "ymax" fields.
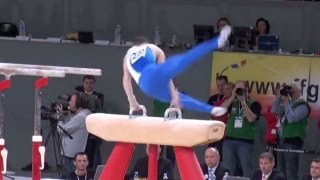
[{"xmin": 43, "ymin": 120, "xmax": 72, "ymax": 178}]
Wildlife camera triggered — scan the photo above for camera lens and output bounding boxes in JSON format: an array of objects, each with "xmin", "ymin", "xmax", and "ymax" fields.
[
  {"xmin": 236, "ymin": 88, "xmax": 244, "ymax": 96},
  {"xmin": 280, "ymin": 85, "xmax": 292, "ymax": 96}
]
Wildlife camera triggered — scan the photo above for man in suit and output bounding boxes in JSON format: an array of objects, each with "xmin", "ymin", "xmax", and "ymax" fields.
[
  {"xmin": 128, "ymin": 145, "xmax": 174, "ymax": 179},
  {"xmin": 81, "ymin": 75, "xmax": 104, "ymax": 171},
  {"xmin": 301, "ymin": 158, "xmax": 320, "ymax": 180},
  {"xmin": 251, "ymin": 152, "xmax": 286, "ymax": 180},
  {"xmin": 201, "ymin": 147, "xmax": 229, "ymax": 180}
]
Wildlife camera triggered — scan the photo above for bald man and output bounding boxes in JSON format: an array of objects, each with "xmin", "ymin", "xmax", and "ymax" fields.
[{"xmin": 201, "ymin": 147, "xmax": 229, "ymax": 180}]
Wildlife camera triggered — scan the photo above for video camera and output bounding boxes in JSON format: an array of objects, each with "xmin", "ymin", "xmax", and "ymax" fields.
[
  {"xmin": 280, "ymin": 85, "xmax": 293, "ymax": 97},
  {"xmin": 41, "ymin": 95, "xmax": 70, "ymax": 121}
]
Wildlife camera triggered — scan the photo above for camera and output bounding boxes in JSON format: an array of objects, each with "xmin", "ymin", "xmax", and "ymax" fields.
[
  {"xmin": 235, "ymin": 88, "xmax": 244, "ymax": 96},
  {"xmin": 41, "ymin": 95, "xmax": 70, "ymax": 121},
  {"xmin": 280, "ymin": 85, "xmax": 292, "ymax": 96}
]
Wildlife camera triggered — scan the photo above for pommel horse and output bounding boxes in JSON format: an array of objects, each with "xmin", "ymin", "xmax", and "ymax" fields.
[
  {"xmin": 0, "ymin": 62, "xmax": 102, "ymax": 180},
  {"xmin": 86, "ymin": 105, "xmax": 225, "ymax": 180}
]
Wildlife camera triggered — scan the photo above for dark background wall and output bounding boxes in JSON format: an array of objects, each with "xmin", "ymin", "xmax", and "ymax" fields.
[
  {"xmin": 0, "ymin": 39, "xmax": 319, "ymax": 179},
  {"xmin": 0, "ymin": 0, "xmax": 319, "ymax": 178},
  {"xmin": 0, "ymin": 39, "xmax": 215, "ymax": 177},
  {"xmin": 0, "ymin": 0, "xmax": 319, "ymax": 52}
]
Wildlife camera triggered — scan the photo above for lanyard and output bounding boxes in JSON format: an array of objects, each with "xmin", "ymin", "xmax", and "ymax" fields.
[
  {"xmin": 238, "ymin": 102, "xmax": 244, "ymax": 116},
  {"xmin": 75, "ymin": 170, "xmax": 87, "ymax": 180}
]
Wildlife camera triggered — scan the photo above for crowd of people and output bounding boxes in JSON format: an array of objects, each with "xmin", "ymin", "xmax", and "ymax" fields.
[
  {"xmin": 54, "ymin": 75, "xmax": 104, "ymax": 179},
  {"xmin": 34, "ymin": 16, "xmax": 319, "ymax": 180},
  {"xmin": 120, "ymin": 19, "xmax": 317, "ymax": 180},
  {"xmin": 206, "ymin": 73, "xmax": 314, "ymax": 179}
]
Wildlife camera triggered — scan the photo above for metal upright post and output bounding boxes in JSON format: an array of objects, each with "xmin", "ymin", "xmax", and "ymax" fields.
[
  {"xmin": 32, "ymin": 77, "xmax": 48, "ymax": 180},
  {"xmin": 0, "ymin": 79, "xmax": 11, "ymax": 180}
]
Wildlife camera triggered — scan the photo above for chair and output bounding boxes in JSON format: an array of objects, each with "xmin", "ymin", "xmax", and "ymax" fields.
[
  {"xmin": 232, "ymin": 26, "xmax": 255, "ymax": 51},
  {"xmin": 193, "ymin": 24, "xmax": 214, "ymax": 44},
  {"xmin": 0, "ymin": 22, "xmax": 19, "ymax": 37}
]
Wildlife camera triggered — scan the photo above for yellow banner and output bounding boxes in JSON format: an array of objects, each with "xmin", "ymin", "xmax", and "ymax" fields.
[
  {"xmin": 309, "ymin": 59, "xmax": 320, "ymax": 118},
  {"xmin": 211, "ymin": 52, "xmax": 319, "ymax": 118}
]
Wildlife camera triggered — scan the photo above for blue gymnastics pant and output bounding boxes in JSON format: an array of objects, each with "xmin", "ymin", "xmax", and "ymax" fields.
[{"xmin": 138, "ymin": 37, "xmax": 219, "ymax": 113}]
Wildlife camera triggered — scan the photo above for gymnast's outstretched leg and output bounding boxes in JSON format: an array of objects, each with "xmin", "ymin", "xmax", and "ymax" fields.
[
  {"xmin": 124, "ymin": 26, "xmax": 231, "ymax": 115},
  {"xmin": 138, "ymin": 26, "xmax": 231, "ymax": 115},
  {"xmin": 158, "ymin": 25, "xmax": 231, "ymax": 80}
]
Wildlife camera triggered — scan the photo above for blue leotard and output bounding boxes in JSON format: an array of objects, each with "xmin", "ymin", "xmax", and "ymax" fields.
[{"xmin": 125, "ymin": 37, "xmax": 219, "ymax": 113}]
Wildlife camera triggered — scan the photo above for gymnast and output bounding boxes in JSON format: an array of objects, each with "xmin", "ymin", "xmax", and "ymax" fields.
[{"xmin": 123, "ymin": 25, "xmax": 231, "ymax": 116}]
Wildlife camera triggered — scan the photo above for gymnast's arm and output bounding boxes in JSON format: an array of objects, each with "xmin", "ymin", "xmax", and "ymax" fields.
[
  {"xmin": 168, "ymin": 80, "xmax": 180, "ymax": 107},
  {"xmin": 153, "ymin": 45, "xmax": 180, "ymax": 108},
  {"xmin": 122, "ymin": 57, "xmax": 140, "ymax": 110}
]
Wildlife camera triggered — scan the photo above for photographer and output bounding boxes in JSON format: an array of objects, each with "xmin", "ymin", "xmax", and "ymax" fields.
[
  {"xmin": 56, "ymin": 91, "xmax": 91, "ymax": 176},
  {"xmin": 221, "ymin": 80, "xmax": 262, "ymax": 177},
  {"xmin": 272, "ymin": 83, "xmax": 310, "ymax": 180}
]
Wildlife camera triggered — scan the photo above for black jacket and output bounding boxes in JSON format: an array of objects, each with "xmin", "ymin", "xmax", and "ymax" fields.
[
  {"xmin": 301, "ymin": 174, "xmax": 312, "ymax": 180},
  {"xmin": 251, "ymin": 169, "xmax": 286, "ymax": 180},
  {"xmin": 201, "ymin": 162, "xmax": 230, "ymax": 180},
  {"xmin": 128, "ymin": 156, "xmax": 174, "ymax": 179}
]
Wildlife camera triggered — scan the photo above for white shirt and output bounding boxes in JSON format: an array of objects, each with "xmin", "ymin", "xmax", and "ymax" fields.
[
  {"xmin": 85, "ymin": 90, "xmax": 93, "ymax": 95},
  {"xmin": 262, "ymin": 171, "xmax": 272, "ymax": 180}
]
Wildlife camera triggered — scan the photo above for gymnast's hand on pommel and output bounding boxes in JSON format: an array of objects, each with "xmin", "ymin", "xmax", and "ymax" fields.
[
  {"xmin": 129, "ymin": 101, "xmax": 140, "ymax": 111},
  {"xmin": 128, "ymin": 95, "xmax": 140, "ymax": 111}
]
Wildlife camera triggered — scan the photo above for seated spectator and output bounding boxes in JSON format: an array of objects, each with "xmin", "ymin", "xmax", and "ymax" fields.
[
  {"xmin": 256, "ymin": 17, "xmax": 270, "ymax": 35},
  {"xmin": 69, "ymin": 152, "xmax": 95, "ymax": 180},
  {"xmin": 127, "ymin": 145, "xmax": 174, "ymax": 180},
  {"xmin": 215, "ymin": 17, "xmax": 234, "ymax": 49},
  {"xmin": 255, "ymin": 17, "xmax": 270, "ymax": 45},
  {"xmin": 301, "ymin": 158, "xmax": 320, "ymax": 180},
  {"xmin": 216, "ymin": 17, "xmax": 231, "ymax": 34},
  {"xmin": 201, "ymin": 147, "xmax": 229, "ymax": 180},
  {"xmin": 251, "ymin": 152, "xmax": 286, "ymax": 180}
]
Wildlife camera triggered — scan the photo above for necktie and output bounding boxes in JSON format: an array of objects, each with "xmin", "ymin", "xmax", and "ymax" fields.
[
  {"xmin": 209, "ymin": 169, "xmax": 215, "ymax": 180},
  {"xmin": 262, "ymin": 174, "xmax": 267, "ymax": 180}
]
